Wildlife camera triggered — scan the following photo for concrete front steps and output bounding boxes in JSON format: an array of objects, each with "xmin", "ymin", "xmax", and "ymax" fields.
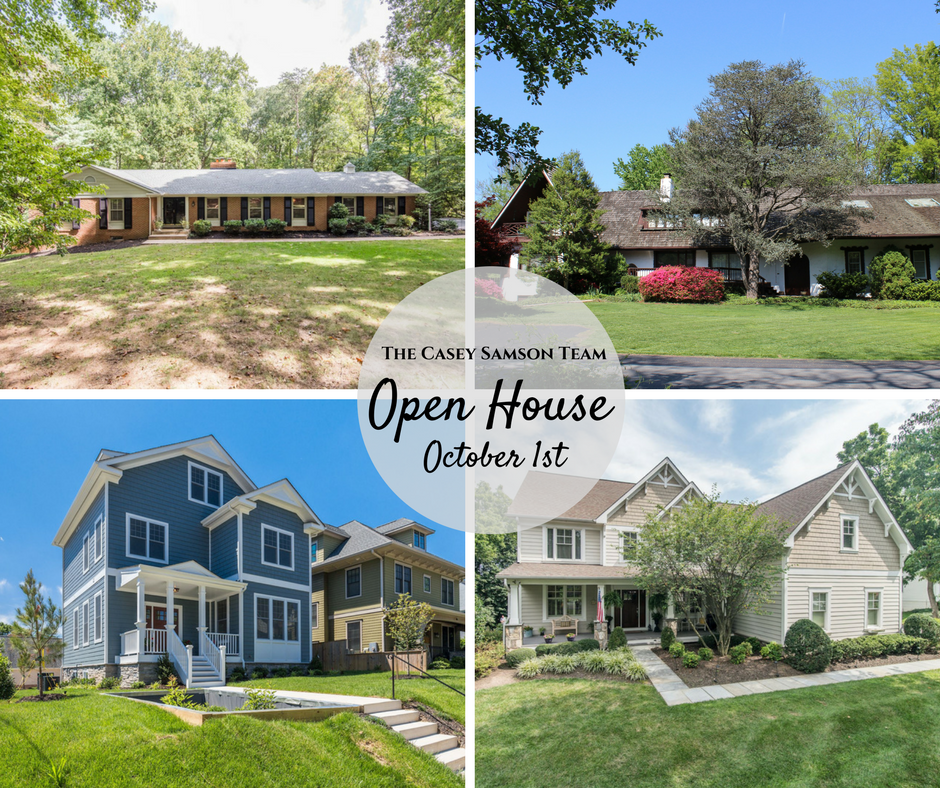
[
  {"xmin": 186, "ymin": 656, "xmax": 224, "ymax": 688},
  {"xmin": 149, "ymin": 227, "xmax": 190, "ymax": 241},
  {"xmin": 371, "ymin": 707, "xmax": 465, "ymax": 772}
]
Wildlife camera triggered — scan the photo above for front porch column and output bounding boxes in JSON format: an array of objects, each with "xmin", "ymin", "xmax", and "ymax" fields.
[
  {"xmin": 165, "ymin": 581, "xmax": 175, "ymax": 636},
  {"xmin": 507, "ymin": 583, "xmax": 521, "ymax": 626},
  {"xmin": 136, "ymin": 578, "xmax": 146, "ymax": 630},
  {"xmin": 664, "ymin": 592, "xmax": 678, "ymax": 635},
  {"xmin": 593, "ymin": 619, "xmax": 608, "ymax": 650},
  {"xmin": 198, "ymin": 586, "xmax": 206, "ymax": 630}
]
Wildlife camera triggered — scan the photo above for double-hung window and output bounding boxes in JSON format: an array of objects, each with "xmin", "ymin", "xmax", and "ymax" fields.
[
  {"xmin": 413, "ymin": 531, "xmax": 426, "ymax": 550},
  {"xmin": 845, "ymin": 250, "xmax": 864, "ymax": 274},
  {"xmin": 109, "ymin": 198, "xmax": 124, "ymax": 225},
  {"xmin": 911, "ymin": 249, "xmax": 930, "ymax": 280},
  {"xmin": 126, "ymin": 514, "xmax": 168, "ymax": 563},
  {"xmin": 206, "ymin": 198, "xmax": 220, "ymax": 220},
  {"xmin": 395, "ymin": 563, "xmax": 412, "ymax": 595},
  {"xmin": 441, "ymin": 578, "xmax": 455, "ymax": 606},
  {"xmin": 216, "ymin": 598, "xmax": 228, "ymax": 634},
  {"xmin": 248, "ymin": 197, "xmax": 263, "ymax": 219},
  {"xmin": 262, "ymin": 525, "xmax": 294, "ymax": 570},
  {"xmin": 867, "ymin": 590, "xmax": 882, "ymax": 628},
  {"xmin": 546, "ymin": 528, "xmax": 582, "ymax": 560},
  {"xmin": 292, "ymin": 197, "xmax": 306, "ymax": 223},
  {"xmin": 342, "ymin": 197, "xmax": 357, "ymax": 215},
  {"xmin": 311, "ymin": 601, "xmax": 319, "ymax": 629},
  {"xmin": 82, "ymin": 600, "xmax": 90, "ymax": 646},
  {"xmin": 346, "ymin": 620, "xmax": 362, "ymax": 652},
  {"xmin": 841, "ymin": 516, "xmax": 858, "ymax": 552},
  {"xmin": 620, "ymin": 530, "xmax": 639, "ymax": 560},
  {"xmin": 346, "ymin": 566, "xmax": 361, "ymax": 598},
  {"xmin": 72, "ymin": 609, "xmax": 79, "ymax": 649},
  {"xmin": 383, "ymin": 197, "xmax": 398, "ymax": 216},
  {"xmin": 83, "ymin": 532, "xmax": 91, "ymax": 572},
  {"xmin": 189, "ymin": 462, "xmax": 222, "ymax": 507},
  {"xmin": 811, "ymin": 590, "xmax": 829, "ymax": 630},
  {"xmin": 94, "ymin": 593, "xmax": 103, "ymax": 642},
  {"xmin": 546, "ymin": 585, "xmax": 583, "ymax": 617},
  {"xmin": 423, "ymin": 575, "xmax": 431, "ymax": 593},
  {"xmin": 311, "ymin": 540, "xmax": 318, "ymax": 563}
]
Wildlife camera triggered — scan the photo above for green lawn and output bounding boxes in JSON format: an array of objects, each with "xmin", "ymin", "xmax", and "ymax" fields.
[
  {"xmin": 588, "ymin": 299, "xmax": 940, "ymax": 360},
  {"xmin": 477, "ymin": 672, "xmax": 940, "ymax": 788},
  {"xmin": 0, "ymin": 240, "xmax": 463, "ymax": 388},
  {"xmin": 236, "ymin": 668, "xmax": 466, "ymax": 725},
  {"xmin": 0, "ymin": 688, "xmax": 461, "ymax": 788}
]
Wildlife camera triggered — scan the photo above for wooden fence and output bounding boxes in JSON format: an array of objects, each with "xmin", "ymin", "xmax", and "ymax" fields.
[{"xmin": 310, "ymin": 641, "xmax": 426, "ymax": 674}]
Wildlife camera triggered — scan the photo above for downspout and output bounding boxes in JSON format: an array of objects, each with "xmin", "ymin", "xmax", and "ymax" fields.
[{"xmin": 372, "ymin": 550, "xmax": 385, "ymax": 650}]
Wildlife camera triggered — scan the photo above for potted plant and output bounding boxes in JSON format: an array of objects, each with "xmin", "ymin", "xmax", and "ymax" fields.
[
  {"xmin": 603, "ymin": 590, "xmax": 623, "ymax": 633},
  {"xmin": 566, "ymin": 633, "xmax": 576, "ymax": 642},
  {"xmin": 154, "ymin": 220, "xmax": 164, "ymax": 231},
  {"xmin": 538, "ymin": 627, "xmax": 545, "ymax": 637},
  {"xmin": 523, "ymin": 626, "xmax": 533, "ymax": 638}
]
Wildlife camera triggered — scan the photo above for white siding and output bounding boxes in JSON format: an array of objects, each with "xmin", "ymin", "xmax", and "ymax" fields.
[
  {"xmin": 518, "ymin": 524, "xmax": 603, "ymax": 565},
  {"xmin": 604, "ymin": 482, "xmax": 683, "ymax": 565},
  {"xmin": 785, "ymin": 572, "xmax": 902, "ymax": 640},
  {"xmin": 517, "ymin": 583, "xmax": 598, "ymax": 634},
  {"xmin": 733, "ymin": 578, "xmax": 784, "ymax": 644}
]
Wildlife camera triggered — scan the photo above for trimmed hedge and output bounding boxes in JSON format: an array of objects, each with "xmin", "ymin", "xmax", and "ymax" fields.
[
  {"xmin": 223, "ymin": 220, "xmax": 243, "ymax": 235},
  {"xmin": 904, "ymin": 281, "xmax": 940, "ymax": 301},
  {"xmin": 534, "ymin": 639, "xmax": 600, "ymax": 657},
  {"xmin": 815, "ymin": 270, "xmax": 870, "ymax": 299},
  {"xmin": 728, "ymin": 644, "xmax": 748, "ymax": 664},
  {"xmin": 608, "ymin": 627, "xmax": 627, "ymax": 651},
  {"xmin": 505, "ymin": 648, "xmax": 537, "ymax": 668},
  {"xmin": 902, "ymin": 612, "xmax": 940, "ymax": 641},
  {"xmin": 785, "ymin": 618, "xmax": 832, "ymax": 673},
  {"xmin": 830, "ymin": 633, "xmax": 930, "ymax": 662},
  {"xmin": 192, "ymin": 219, "xmax": 212, "ymax": 237},
  {"xmin": 0, "ymin": 654, "xmax": 15, "ymax": 700},
  {"xmin": 683, "ymin": 653, "xmax": 700, "ymax": 669},
  {"xmin": 660, "ymin": 626, "xmax": 676, "ymax": 651},
  {"xmin": 638, "ymin": 266, "xmax": 724, "ymax": 303},
  {"xmin": 697, "ymin": 647, "xmax": 713, "ymax": 661}
]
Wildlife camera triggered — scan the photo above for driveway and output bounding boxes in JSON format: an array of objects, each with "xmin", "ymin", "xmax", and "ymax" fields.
[{"xmin": 621, "ymin": 354, "xmax": 940, "ymax": 388}]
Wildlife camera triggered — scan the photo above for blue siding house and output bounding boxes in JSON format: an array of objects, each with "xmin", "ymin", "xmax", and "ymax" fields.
[{"xmin": 54, "ymin": 437, "xmax": 324, "ymax": 687}]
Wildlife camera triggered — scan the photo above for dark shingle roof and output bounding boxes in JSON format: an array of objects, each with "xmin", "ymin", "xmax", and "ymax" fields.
[
  {"xmin": 323, "ymin": 520, "xmax": 388, "ymax": 559},
  {"xmin": 756, "ymin": 464, "xmax": 852, "ymax": 533},
  {"xmin": 496, "ymin": 562, "xmax": 639, "ymax": 580},
  {"xmin": 507, "ymin": 472, "xmax": 634, "ymax": 520}
]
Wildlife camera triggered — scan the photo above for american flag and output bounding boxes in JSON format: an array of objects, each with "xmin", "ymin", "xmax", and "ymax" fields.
[{"xmin": 597, "ymin": 586, "xmax": 603, "ymax": 622}]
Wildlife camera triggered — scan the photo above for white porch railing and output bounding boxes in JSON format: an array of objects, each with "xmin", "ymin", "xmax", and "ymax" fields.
[
  {"xmin": 120, "ymin": 628, "xmax": 139, "ymax": 656},
  {"xmin": 207, "ymin": 632, "xmax": 239, "ymax": 656},
  {"xmin": 200, "ymin": 630, "xmax": 226, "ymax": 682},
  {"xmin": 120, "ymin": 627, "xmax": 168, "ymax": 655},
  {"xmin": 167, "ymin": 627, "xmax": 193, "ymax": 688}
]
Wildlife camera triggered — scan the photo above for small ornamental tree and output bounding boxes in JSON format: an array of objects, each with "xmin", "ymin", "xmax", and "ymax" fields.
[
  {"xmin": 475, "ymin": 199, "xmax": 518, "ymax": 266},
  {"xmin": 638, "ymin": 266, "xmax": 724, "ymax": 303},
  {"xmin": 14, "ymin": 646, "xmax": 36, "ymax": 689},
  {"xmin": 10, "ymin": 570, "xmax": 64, "ymax": 700},
  {"xmin": 384, "ymin": 594, "xmax": 434, "ymax": 651},
  {"xmin": 904, "ymin": 543, "xmax": 940, "ymax": 619},
  {"xmin": 903, "ymin": 611, "xmax": 940, "ymax": 641}
]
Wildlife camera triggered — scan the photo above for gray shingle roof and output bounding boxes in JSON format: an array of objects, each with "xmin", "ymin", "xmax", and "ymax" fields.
[
  {"xmin": 97, "ymin": 167, "xmax": 426, "ymax": 196},
  {"xmin": 323, "ymin": 520, "xmax": 388, "ymax": 560},
  {"xmin": 756, "ymin": 464, "xmax": 852, "ymax": 534},
  {"xmin": 507, "ymin": 472, "xmax": 634, "ymax": 520}
]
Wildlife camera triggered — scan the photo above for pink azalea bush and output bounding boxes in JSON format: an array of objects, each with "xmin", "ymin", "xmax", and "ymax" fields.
[
  {"xmin": 637, "ymin": 266, "xmax": 724, "ymax": 303},
  {"xmin": 475, "ymin": 277, "xmax": 504, "ymax": 300}
]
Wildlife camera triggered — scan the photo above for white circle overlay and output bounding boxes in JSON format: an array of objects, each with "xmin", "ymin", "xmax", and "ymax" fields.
[{"xmin": 357, "ymin": 267, "xmax": 625, "ymax": 533}]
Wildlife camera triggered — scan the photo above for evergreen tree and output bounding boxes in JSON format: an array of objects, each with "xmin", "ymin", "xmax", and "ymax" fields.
[{"xmin": 10, "ymin": 570, "xmax": 64, "ymax": 700}]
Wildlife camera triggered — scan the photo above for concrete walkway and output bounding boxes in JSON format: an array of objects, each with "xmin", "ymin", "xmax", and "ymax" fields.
[
  {"xmin": 632, "ymin": 645, "xmax": 940, "ymax": 706},
  {"xmin": 620, "ymin": 354, "xmax": 940, "ymax": 389}
]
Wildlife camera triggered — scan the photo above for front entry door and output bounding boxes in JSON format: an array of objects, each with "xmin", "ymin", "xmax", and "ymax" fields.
[
  {"xmin": 163, "ymin": 197, "xmax": 186, "ymax": 226},
  {"xmin": 146, "ymin": 605, "xmax": 179, "ymax": 634},
  {"xmin": 613, "ymin": 589, "xmax": 646, "ymax": 629},
  {"xmin": 442, "ymin": 625, "xmax": 456, "ymax": 654},
  {"xmin": 785, "ymin": 255, "xmax": 811, "ymax": 295}
]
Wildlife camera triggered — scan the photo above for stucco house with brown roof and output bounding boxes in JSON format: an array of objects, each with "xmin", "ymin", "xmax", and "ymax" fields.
[
  {"xmin": 492, "ymin": 171, "xmax": 940, "ymax": 296},
  {"xmin": 498, "ymin": 458, "xmax": 912, "ymax": 649}
]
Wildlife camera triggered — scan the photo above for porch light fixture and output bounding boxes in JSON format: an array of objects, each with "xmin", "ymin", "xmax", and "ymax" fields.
[{"xmin": 173, "ymin": 586, "xmax": 180, "ymax": 593}]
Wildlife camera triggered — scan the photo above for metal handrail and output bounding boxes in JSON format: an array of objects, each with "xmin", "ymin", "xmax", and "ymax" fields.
[{"xmin": 389, "ymin": 651, "xmax": 465, "ymax": 702}]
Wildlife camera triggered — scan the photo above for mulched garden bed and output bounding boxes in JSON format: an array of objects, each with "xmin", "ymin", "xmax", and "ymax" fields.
[
  {"xmin": 653, "ymin": 647, "xmax": 940, "ymax": 688},
  {"xmin": 16, "ymin": 693, "xmax": 68, "ymax": 702}
]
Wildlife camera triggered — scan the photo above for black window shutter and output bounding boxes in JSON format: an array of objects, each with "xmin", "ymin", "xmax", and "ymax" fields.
[
  {"xmin": 334, "ymin": 196, "xmax": 342, "ymax": 204},
  {"xmin": 263, "ymin": 197, "xmax": 271, "ymax": 221},
  {"xmin": 220, "ymin": 197, "xmax": 228, "ymax": 222},
  {"xmin": 124, "ymin": 198, "xmax": 133, "ymax": 230},
  {"xmin": 71, "ymin": 199, "xmax": 80, "ymax": 230},
  {"xmin": 356, "ymin": 196, "xmax": 364, "ymax": 216},
  {"xmin": 99, "ymin": 198, "xmax": 108, "ymax": 229},
  {"xmin": 307, "ymin": 197, "xmax": 315, "ymax": 226},
  {"xmin": 398, "ymin": 196, "xmax": 406, "ymax": 216},
  {"xmin": 376, "ymin": 197, "xmax": 383, "ymax": 216},
  {"xmin": 284, "ymin": 197, "xmax": 292, "ymax": 226},
  {"xmin": 241, "ymin": 197, "xmax": 248, "ymax": 221},
  {"xmin": 197, "ymin": 197, "xmax": 205, "ymax": 220}
]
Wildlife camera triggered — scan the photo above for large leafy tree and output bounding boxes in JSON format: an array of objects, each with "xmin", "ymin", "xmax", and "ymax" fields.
[
  {"xmin": 632, "ymin": 493, "xmax": 790, "ymax": 656},
  {"xmin": 475, "ymin": 1, "xmax": 660, "ymax": 170},
  {"xmin": 875, "ymin": 42, "xmax": 940, "ymax": 183},
  {"xmin": 666, "ymin": 60, "xmax": 864, "ymax": 300},
  {"xmin": 613, "ymin": 143, "xmax": 674, "ymax": 191},
  {"xmin": 819, "ymin": 77, "xmax": 894, "ymax": 184},
  {"xmin": 520, "ymin": 150, "xmax": 612, "ymax": 290},
  {"xmin": 474, "ymin": 482, "xmax": 517, "ymax": 626},
  {"xmin": 10, "ymin": 570, "xmax": 64, "ymax": 700}
]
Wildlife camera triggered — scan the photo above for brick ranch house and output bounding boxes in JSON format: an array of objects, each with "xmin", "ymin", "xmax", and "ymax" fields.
[
  {"xmin": 62, "ymin": 160, "xmax": 425, "ymax": 246},
  {"xmin": 492, "ymin": 171, "xmax": 940, "ymax": 295}
]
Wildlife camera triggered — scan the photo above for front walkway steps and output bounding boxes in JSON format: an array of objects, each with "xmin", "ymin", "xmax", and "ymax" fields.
[
  {"xmin": 632, "ymin": 645, "xmax": 940, "ymax": 706},
  {"xmin": 149, "ymin": 228, "xmax": 189, "ymax": 241},
  {"xmin": 187, "ymin": 655, "xmax": 224, "ymax": 688},
  {"xmin": 370, "ymin": 707, "xmax": 465, "ymax": 772}
]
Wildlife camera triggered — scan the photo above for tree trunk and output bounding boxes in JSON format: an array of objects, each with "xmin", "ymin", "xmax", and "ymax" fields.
[
  {"xmin": 928, "ymin": 580, "xmax": 939, "ymax": 619},
  {"xmin": 37, "ymin": 648, "xmax": 44, "ymax": 700},
  {"xmin": 746, "ymin": 251, "xmax": 760, "ymax": 300}
]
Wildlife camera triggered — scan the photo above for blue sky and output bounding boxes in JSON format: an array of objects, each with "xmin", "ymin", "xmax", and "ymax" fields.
[
  {"xmin": 476, "ymin": 0, "xmax": 940, "ymax": 193},
  {"xmin": 606, "ymin": 397, "xmax": 930, "ymax": 503},
  {"xmin": 0, "ymin": 399, "xmax": 464, "ymax": 623}
]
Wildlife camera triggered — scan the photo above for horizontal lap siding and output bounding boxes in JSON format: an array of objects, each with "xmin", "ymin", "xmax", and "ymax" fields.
[
  {"xmin": 209, "ymin": 518, "xmax": 238, "ymax": 578},
  {"xmin": 64, "ymin": 577, "xmax": 106, "ymax": 667},
  {"xmin": 311, "ymin": 573, "xmax": 327, "ymax": 643},
  {"xmin": 518, "ymin": 525, "xmax": 542, "ymax": 561},
  {"xmin": 382, "ymin": 556, "xmax": 461, "ymax": 613},
  {"xmin": 334, "ymin": 611, "xmax": 383, "ymax": 649},
  {"xmin": 63, "ymin": 487, "xmax": 106, "ymax": 601},
  {"xmin": 107, "ymin": 456, "xmax": 245, "ymax": 571},
  {"xmin": 733, "ymin": 578, "xmax": 784, "ymax": 643},
  {"xmin": 519, "ymin": 583, "xmax": 597, "ymax": 634},
  {"xmin": 316, "ymin": 534, "xmax": 347, "ymax": 562},
  {"xmin": 241, "ymin": 501, "xmax": 310, "ymax": 587},
  {"xmin": 243, "ymin": 580, "xmax": 311, "ymax": 664},
  {"xmin": 329, "ymin": 558, "xmax": 381, "ymax": 614},
  {"xmin": 518, "ymin": 524, "xmax": 602, "ymax": 564},
  {"xmin": 786, "ymin": 573, "xmax": 902, "ymax": 640},
  {"xmin": 605, "ymin": 483, "xmax": 684, "ymax": 564}
]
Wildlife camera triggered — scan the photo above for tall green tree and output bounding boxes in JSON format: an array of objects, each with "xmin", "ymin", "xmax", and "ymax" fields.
[
  {"xmin": 666, "ymin": 60, "xmax": 864, "ymax": 299},
  {"xmin": 613, "ymin": 143, "xmax": 674, "ymax": 191},
  {"xmin": 520, "ymin": 150, "xmax": 612, "ymax": 291},
  {"xmin": 837, "ymin": 424, "xmax": 892, "ymax": 485},
  {"xmin": 474, "ymin": 482, "xmax": 517, "ymax": 626},
  {"xmin": 875, "ymin": 42, "xmax": 940, "ymax": 183},
  {"xmin": 819, "ymin": 77, "xmax": 894, "ymax": 184},
  {"xmin": 475, "ymin": 1, "xmax": 660, "ymax": 170},
  {"xmin": 632, "ymin": 493, "xmax": 790, "ymax": 656},
  {"xmin": 10, "ymin": 570, "xmax": 64, "ymax": 700},
  {"xmin": 905, "ymin": 540, "xmax": 940, "ymax": 617}
]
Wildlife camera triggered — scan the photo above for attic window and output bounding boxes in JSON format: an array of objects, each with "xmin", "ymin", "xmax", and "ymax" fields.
[
  {"xmin": 413, "ymin": 531, "xmax": 426, "ymax": 550},
  {"xmin": 84, "ymin": 175, "xmax": 96, "ymax": 184},
  {"xmin": 842, "ymin": 199, "xmax": 871, "ymax": 209},
  {"xmin": 905, "ymin": 198, "xmax": 940, "ymax": 208},
  {"xmin": 189, "ymin": 462, "xmax": 222, "ymax": 507}
]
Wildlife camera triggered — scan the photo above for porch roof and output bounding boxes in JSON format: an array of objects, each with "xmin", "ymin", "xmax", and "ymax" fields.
[
  {"xmin": 115, "ymin": 560, "xmax": 247, "ymax": 598},
  {"xmin": 496, "ymin": 562, "xmax": 638, "ymax": 581}
]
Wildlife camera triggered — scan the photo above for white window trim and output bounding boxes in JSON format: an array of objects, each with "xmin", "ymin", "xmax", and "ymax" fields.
[
  {"xmin": 291, "ymin": 197, "xmax": 306, "ymax": 222},
  {"xmin": 83, "ymin": 532, "xmax": 90, "ymax": 573},
  {"xmin": 255, "ymin": 594, "xmax": 301, "ymax": 642},
  {"xmin": 840, "ymin": 514, "xmax": 859, "ymax": 554},
  {"xmin": 423, "ymin": 574, "xmax": 431, "ymax": 594},
  {"xmin": 615, "ymin": 528, "xmax": 640, "ymax": 562},
  {"xmin": 261, "ymin": 523, "xmax": 295, "ymax": 571},
  {"xmin": 82, "ymin": 600, "xmax": 90, "ymax": 647},
  {"xmin": 94, "ymin": 515, "xmax": 104, "ymax": 563},
  {"xmin": 188, "ymin": 461, "xmax": 224, "ymax": 508},
  {"xmin": 311, "ymin": 601, "xmax": 319, "ymax": 630},
  {"xmin": 865, "ymin": 587, "xmax": 884, "ymax": 631},
  {"xmin": 205, "ymin": 196, "xmax": 221, "ymax": 221},
  {"xmin": 544, "ymin": 526, "xmax": 585, "ymax": 562},
  {"xmin": 441, "ymin": 577, "xmax": 455, "ymax": 607},
  {"xmin": 311, "ymin": 539, "xmax": 319, "ymax": 564},
  {"xmin": 345, "ymin": 566, "xmax": 362, "ymax": 599},
  {"xmin": 394, "ymin": 562, "xmax": 412, "ymax": 595},
  {"xmin": 216, "ymin": 597, "xmax": 228, "ymax": 634},
  {"xmin": 125, "ymin": 513, "xmax": 169, "ymax": 565},
  {"xmin": 346, "ymin": 619, "xmax": 363, "ymax": 652},
  {"xmin": 109, "ymin": 197, "xmax": 125, "ymax": 226},
  {"xmin": 72, "ymin": 608, "xmax": 79, "ymax": 649},
  {"xmin": 543, "ymin": 584, "xmax": 587, "ymax": 621},
  {"xmin": 809, "ymin": 587, "xmax": 831, "ymax": 633},
  {"xmin": 248, "ymin": 197, "xmax": 263, "ymax": 220},
  {"xmin": 93, "ymin": 591, "xmax": 103, "ymax": 643}
]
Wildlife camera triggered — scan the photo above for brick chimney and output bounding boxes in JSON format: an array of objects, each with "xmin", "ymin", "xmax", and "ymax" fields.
[
  {"xmin": 210, "ymin": 158, "xmax": 237, "ymax": 169},
  {"xmin": 343, "ymin": 162, "xmax": 356, "ymax": 174},
  {"xmin": 659, "ymin": 173, "xmax": 674, "ymax": 202}
]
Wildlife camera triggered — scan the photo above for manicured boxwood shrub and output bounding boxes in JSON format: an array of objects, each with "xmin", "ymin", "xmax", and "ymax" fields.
[
  {"xmin": 244, "ymin": 218, "xmax": 266, "ymax": 235},
  {"xmin": 784, "ymin": 618, "xmax": 832, "ymax": 673},
  {"xmin": 429, "ymin": 658, "xmax": 452, "ymax": 670},
  {"xmin": 250, "ymin": 668, "xmax": 268, "ymax": 680},
  {"xmin": 683, "ymin": 652, "xmax": 700, "ymax": 669},
  {"xmin": 830, "ymin": 633, "xmax": 930, "ymax": 662},
  {"xmin": 742, "ymin": 637, "xmax": 761, "ymax": 654},
  {"xmin": 668, "ymin": 641, "xmax": 686, "ymax": 659},
  {"xmin": 638, "ymin": 266, "xmax": 724, "ymax": 303},
  {"xmin": 576, "ymin": 638, "xmax": 601, "ymax": 652},
  {"xmin": 192, "ymin": 219, "xmax": 212, "ymax": 237},
  {"xmin": 761, "ymin": 641, "xmax": 784, "ymax": 661},
  {"xmin": 348, "ymin": 215, "xmax": 367, "ymax": 234},
  {"xmin": 815, "ymin": 270, "xmax": 870, "ymax": 299},
  {"xmin": 728, "ymin": 644, "xmax": 748, "ymax": 664},
  {"xmin": 608, "ymin": 627, "xmax": 627, "ymax": 651},
  {"xmin": 697, "ymin": 647, "xmax": 714, "ymax": 661},
  {"xmin": 228, "ymin": 665, "xmax": 247, "ymax": 682},
  {"xmin": 266, "ymin": 218, "xmax": 287, "ymax": 235},
  {"xmin": 271, "ymin": 667, "xmax": 290, "ymax": 678},
  {"xmin": 660, "ymin": 626, "xmax": 676, "ymax": 651},
  {"xmin": 0, "ymin": 654, "xmax": 15, "ymax": 700},
  {"xmin": 870, "ymin": 250, "xmax": 916, "ymax": 299},
  {"xmin": 620, "ymin": 274, "xmax": 640, "ymax": 293},
  {"xmin": 328, "ymin": 202, "xmax": 349, "ymax": 236},
  {"xmin": 223, "ymin": 220, "xmax": 243, "ymax": 235},
  {"xmin": 505, "ymin": 648, "xmax": 537, "ymax": 668},
  {"xmin": 903, "ymin": 281, "xmax": 940, "ymax": 301},
  {"xmin": 535, "ymin": 642, "xmax": 581, "ymax": 656},
  {"xmin": 903, "ymin": 612, "xmax": 940, "ymax": 642}
]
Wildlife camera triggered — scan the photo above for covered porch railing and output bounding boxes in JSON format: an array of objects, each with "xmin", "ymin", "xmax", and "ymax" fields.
[
  {"xmin": 207, "ymin": 632, "xmax": 239, "ymax": 656},
  {"xmin": 200, "ymin": 629, "xmax": 226, "ymax": 680},
  {"xmin": 167, "ymin": 627, "xmax": 193, "ymax": 687},
  {"xmin": 120, "ymin": 627, "xmax": 168, "ymax": 656}
]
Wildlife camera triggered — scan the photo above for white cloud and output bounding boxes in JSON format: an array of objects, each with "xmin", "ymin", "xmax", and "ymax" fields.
[
  {"xmin": 0, "ymin": 580, "xmax": 8, "ymax": 593},
  {"xmin": 699, "ymin": 400, "xmax": 733, "ymax": 435},
  {"xmin": 153, "ymin": 0, "xmax": 391, "ymax": 87}
]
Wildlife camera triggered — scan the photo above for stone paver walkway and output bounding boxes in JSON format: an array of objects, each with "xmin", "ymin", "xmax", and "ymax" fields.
[{"xmin": 632, "ymin": 645, "xmax": 940, "ymax": 706}]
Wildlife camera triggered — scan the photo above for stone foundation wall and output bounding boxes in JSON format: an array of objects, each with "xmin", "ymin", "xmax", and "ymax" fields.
[
  {"xmin": 63, "ymin": 664, "xmax": 118, "ymax": 684},
  {"xmin": 119, "ymin": 663, "xmax": 160, "ymax": 688}
]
